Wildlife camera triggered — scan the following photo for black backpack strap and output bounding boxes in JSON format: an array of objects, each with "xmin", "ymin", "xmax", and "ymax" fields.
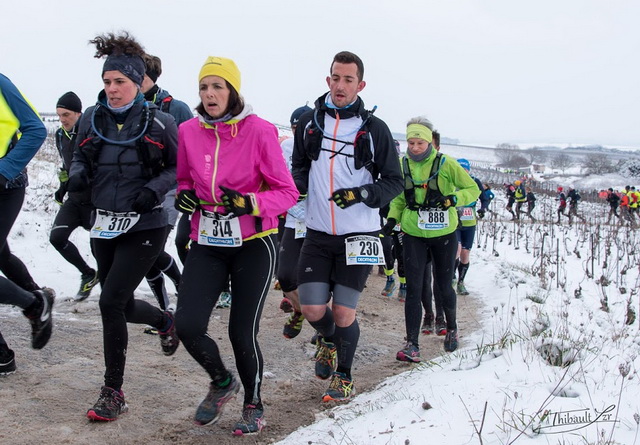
[{"xmin": 160, "ymin": 95, "xmax": 172, "ymax": 114}]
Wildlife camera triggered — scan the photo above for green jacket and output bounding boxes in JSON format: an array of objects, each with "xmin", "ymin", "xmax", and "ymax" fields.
[{"xmin": 388, "ymin": 150, "xmax": 480, "ymax": 238}]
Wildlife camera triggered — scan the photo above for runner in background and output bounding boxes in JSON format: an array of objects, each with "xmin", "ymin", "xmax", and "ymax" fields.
[
  {"xmin": 278, "ymin": 104, "xmax": 311, "ymax": 339},
  {"xmin": 453, "ymin": 158, "xmax": 483, "ymax": 297},
  {"xmin": 139, "ymin": 54, "xmax": 192, "ymax": 319},
  {"xmin": 50, "ymin": 91, "xmax": 98, "ymax": 301},
  {"xmin": 379, "ymin": 140, "xmax": 405, "ymax": 300}
]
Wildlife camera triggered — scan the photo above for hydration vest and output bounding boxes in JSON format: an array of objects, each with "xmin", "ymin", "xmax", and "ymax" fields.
[
  {"xmin": 401, "ymin": 152, "xmax": 444, "ymax": 211},
  {"xmin": 77, "ymin": 103, "xmax": 166, "ymax": 179},
  {"xmin": 303, "ymin": 107, "xmax": 378, "ymax": 178}
]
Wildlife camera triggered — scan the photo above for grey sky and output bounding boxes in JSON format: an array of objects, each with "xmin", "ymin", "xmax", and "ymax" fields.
[{"xmin": 2, "ymin": 0, "xmax": 638, "ymax": 147}]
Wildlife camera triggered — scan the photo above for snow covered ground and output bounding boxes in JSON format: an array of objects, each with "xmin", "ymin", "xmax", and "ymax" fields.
[{"xmin": 276, "ymin": 199, "xmax": 640, "ymax": 445}]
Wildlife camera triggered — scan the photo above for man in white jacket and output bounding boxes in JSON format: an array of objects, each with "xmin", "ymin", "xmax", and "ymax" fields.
[{"xmin": 291, "ymin": 51, "xmax": 402, "ymax": 402}]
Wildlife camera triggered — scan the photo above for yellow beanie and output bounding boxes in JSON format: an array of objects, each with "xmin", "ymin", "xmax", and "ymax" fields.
[
  {"xmin": 198, "ymin": 56, "xmax": 241, "ymax": 93},
  {"xmin": 406, "ymin": 124, "xmax": 433, "ymax": 143}
]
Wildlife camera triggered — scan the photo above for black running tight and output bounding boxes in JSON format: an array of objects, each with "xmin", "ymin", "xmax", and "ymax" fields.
[
  {"xmin": 92, "ymin": 227, "xmax": 167, "ymax": 391},
  {"xmin": 0, "ymin": 187, "xmax": 39, "ymax": 291},
  {"xmin": 175, "ymin": 235, "xmax": 276, "ymax": 405},
  {"xmin": 403, "ymin": 232, "xmax": 458, "ymax": 345}
]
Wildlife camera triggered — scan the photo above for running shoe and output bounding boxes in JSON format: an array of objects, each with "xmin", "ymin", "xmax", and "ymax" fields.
[
  {"xmin": 194, "ymin": 377, "xmax": 240, "ymax": 426},
  {"xmin": 397, "ymin": 285, "xmax": 406, "ymax": 302},
  {"xmin": 75, "ymin": 270, "xmax": 99, "ymax": 302},
  {"xmin": 314, "ymin": 338, "xmax": 337, "ymax": 380},
  {"xmin": 435, "ymin": 316, "xmax": 447, "ymax": 336},
  {"xmin": 159, "ymin": 311, "xmax": 179, "ymax": 356},
  {"xmin": 283, "ymin": 312, "xmax": 304, "ymax": 339},
  {"xmin": 232, "ymin": 403, "xmax": 265, "ymax": 436},
  {"xmin": 396, "ymin": 341, "xmax": 421, "ymax": 363},
  {"xmin": 279, "ymin": 296, "xmax": 294, "ymax": 313},
  {"xmin": 456, "ymin": 281, "xmax": 469, "ymax": 296},
  {"xmin": 87, "ymin": 386, "xmax": 128, "ymax": 421},
  {"xmin": 381, "ymin": 278, "xmax": 396, "ymax": 297},
  {"xmin": 421, "ymin": 313, "xmax": 434, "ymax": 335},
  {"xmin": 444, "ymin": 329, "xmax": 459, "ymax": 352},
  {"xmin": 215, "ymin": 291, "xmax": 232, "ymax": 309},
  {"xmin": 0, "ymin": 348, "xmax": 16, "ymax": 376},
  {"xmin": 25, "ymin": 287, "xmax": 55, "ymax": 350},
  {"xmin": 143, "ymin": 325, "xmax": 158, "ymax": 335},
  {"xmin": 322, "ymin": 372, "xmax": 355, "ymax": 402}
]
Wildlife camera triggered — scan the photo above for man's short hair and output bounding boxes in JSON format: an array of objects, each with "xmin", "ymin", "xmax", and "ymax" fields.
[
  {"xmin": 432, "ymin": 130, "xmax": 440, "ymax": 148},
  {"xmin": 143, "ymin": 54, "xmax": 162, "ymax": 82},
  {"xmin": 331, "ymin": 51, "xmax": 364, "ymax": 82}
]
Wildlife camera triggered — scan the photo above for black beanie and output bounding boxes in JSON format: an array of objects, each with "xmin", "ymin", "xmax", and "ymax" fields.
[{"xmin": 56, "ymin": 92, "xmax": 82, "ymax": 113}]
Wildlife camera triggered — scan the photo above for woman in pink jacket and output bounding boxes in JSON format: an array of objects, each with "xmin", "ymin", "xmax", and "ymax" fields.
[{"xmin": 174, "ymin": 56, "xmax": 298, "ymax": 436}]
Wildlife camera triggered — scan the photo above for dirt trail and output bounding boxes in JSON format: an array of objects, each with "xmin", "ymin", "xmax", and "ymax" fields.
[{"xmin": 0, "ymin": 273, "xmax": 482, "ymax": 445}]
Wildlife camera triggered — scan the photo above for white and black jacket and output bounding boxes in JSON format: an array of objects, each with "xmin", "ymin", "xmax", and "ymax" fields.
[{"xmin": 292, "ymin": 93, "xmax": 402, "ymax": 236}]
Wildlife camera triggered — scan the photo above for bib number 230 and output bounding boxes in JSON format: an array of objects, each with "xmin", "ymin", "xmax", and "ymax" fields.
[{"xmin": 345, "ymin": 235, "xmax": 385, "ymax": 266}]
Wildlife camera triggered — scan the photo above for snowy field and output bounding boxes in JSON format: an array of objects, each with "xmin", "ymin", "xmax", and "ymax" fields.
[{"xmin": 277, "ymin": 197, "xmax": 640, "ymax": 445}]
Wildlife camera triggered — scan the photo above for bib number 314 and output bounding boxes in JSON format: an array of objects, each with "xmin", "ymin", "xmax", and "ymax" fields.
[
  {"xmin": 198, "ymin": 210, "xmax": 243, "ymax": 247},
  {"xmin": 345, "ymin": 235, "xmax": 385, "ymax": 266}
]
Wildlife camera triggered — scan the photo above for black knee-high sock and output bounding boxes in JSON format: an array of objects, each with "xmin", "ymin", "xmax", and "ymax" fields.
[
  {"xmin": 458, "ymin": 262, "xmax": 470, "ymax": 283},
  {"xmin": 335, "ymin": 319, "xmax": 359, "ymax": 378},
  {"xmin": 307, "ymin": 307, "xmax": 335, "ymax": 341}
]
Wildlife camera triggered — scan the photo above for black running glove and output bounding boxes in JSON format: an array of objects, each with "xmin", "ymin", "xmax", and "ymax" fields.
[
  {"xmin": 54, "ymin": 184, "xmax": 67, "ymax": 205},
  {"xmin": 175, "ymin": 189, "xmax": 199, "ymax": 215},
  {"xmin": 430, "ymin": 194, "xmax": 457, "ymax": 210},
  {"xmin": 381, "ymin": 218, "xmax": 397, "ymax": 236},
  {"xmin": 220, "ymin": 186, "xmax": 254, "ymax": 216},
  {"xmin": 67, "ymin": 171, "xmax": 89, "ymax": 192},
  {"xmin": 329, "ymin": 187, "xmax": 364, "ymax": 209},
  {"xmin": 132, "ymin": 187, "xmax": 158, "ymax": 214}
]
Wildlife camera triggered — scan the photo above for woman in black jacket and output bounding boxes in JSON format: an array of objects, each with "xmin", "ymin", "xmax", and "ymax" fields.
[{"xmin": 68, "ymin": 32, "xmax": 179, "ymax": 422}]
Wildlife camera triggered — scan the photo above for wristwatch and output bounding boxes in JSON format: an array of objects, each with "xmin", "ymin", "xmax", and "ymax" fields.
[{"xmin": 359, "ymin": 187, "xmax": 369, "ymax": 200}]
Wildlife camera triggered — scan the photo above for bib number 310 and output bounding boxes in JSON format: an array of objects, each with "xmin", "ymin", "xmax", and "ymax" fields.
[
  {"xmin": 345, "ymin": 235, "xmax": 385, "ymax": 266},
  {"xmin": 91, "ymin": 209, "xmax": 140, "ymax": 239}
]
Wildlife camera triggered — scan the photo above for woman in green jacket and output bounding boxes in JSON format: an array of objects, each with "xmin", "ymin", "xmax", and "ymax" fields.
[{"xmin": 383, "ymin": 117, "xmax": 480, "ymax": 357}]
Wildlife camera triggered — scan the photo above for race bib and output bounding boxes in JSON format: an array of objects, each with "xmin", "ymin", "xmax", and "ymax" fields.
[
  {"xmin": 198, "ymin": 210, "xmax": 243, "ymax": 247},
  {"xmin": 294, "ymin": 220, "xmax": 307, "ymax": 239},
  {"xmin": 417, "ymin": 209, "xmax": 449, "ymax": 230},
  {"xmin": 459, "ymin": 207, "xmax": 474, "ymax": 221},
  {"xmin": 90, "ymin": 209, "xmax": 140, "ymax": 239},
  {"xmin": 345, "ymin": 235, "xmax": 385, "ymax": 266}
]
